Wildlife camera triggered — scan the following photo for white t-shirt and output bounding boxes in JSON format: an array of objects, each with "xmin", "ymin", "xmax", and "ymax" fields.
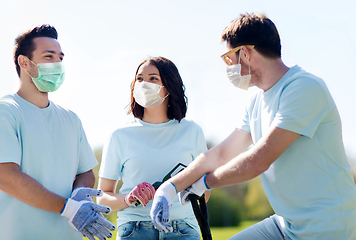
[
  {"xmin": 0, "ymin": 94, "xmax": 98, "ymax": 240},
  {"xmin": 99, "ymin": 118, "xmax": 207, "ymax": 233},
  {"xmin": 238, "ymin": 65, "xmax": 356, "ymax": 239}
]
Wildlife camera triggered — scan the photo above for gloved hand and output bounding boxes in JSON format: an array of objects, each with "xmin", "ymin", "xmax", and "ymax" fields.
[
  {"xmin": 81, "ymin": 214, "xmax": 116, "ymax": 240},
  {"xmin": 71, "ymin": 187, "xmax": 103, "ymax": 202},
  {"xmin": 124, "ymin": 182, "xmax": 155, "ymax": 207},
  {"xmin": 70, "ymin": 187, "xmax": 114, "ymax": 239},
  {"xmin": 61, "ymin": 198, "xmax": 115, "ymax": 239},
  {"xmin": 178, "ymin": 174, "xmax": 211, "ymax": 205},
  {"xmin": 150, "ymin": 181, "xmax": 177, "ymax": 233}
]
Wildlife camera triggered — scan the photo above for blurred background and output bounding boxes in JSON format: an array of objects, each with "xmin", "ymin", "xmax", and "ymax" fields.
[{"xmin": 1, "ymin": 0, "xmax": 356, "ymax": 236}]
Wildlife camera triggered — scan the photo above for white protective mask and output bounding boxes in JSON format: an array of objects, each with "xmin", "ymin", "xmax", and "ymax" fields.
[
  {"xmin": 133, "ymin": 81, "xmax": 169, "ymax": 108},
  {"xmin": 226, "ymin": 51, "xmax": 251, "ymax": 90}
]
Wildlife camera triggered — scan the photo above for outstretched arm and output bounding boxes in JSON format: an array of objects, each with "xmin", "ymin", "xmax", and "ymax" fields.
[
  {"xmin": 97, "ymin": 177, "xmax": 127, "ymax": 211},
  {"xmin": 169, "ymin": 128, "xmax": 253, "ymax": 192},
  {"xmin": 0, "ymin": 162, "xmax": 66, "ymax": 213},
  {"xmin": 205, "ymin": 126, "xmax": 300, "ymax": 188}
]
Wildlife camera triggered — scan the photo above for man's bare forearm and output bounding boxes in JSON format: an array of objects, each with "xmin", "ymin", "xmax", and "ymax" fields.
[
  {"xmin": 0, "ymin": 163, "xmax": 66, "ymax": 213},
  {"xmin": 169, "ymin": 128, "xmax": 253, "ymax": 192},
  {"xmin": 73, "ymin": 170, "xmax": 95, "ymax": 190}
]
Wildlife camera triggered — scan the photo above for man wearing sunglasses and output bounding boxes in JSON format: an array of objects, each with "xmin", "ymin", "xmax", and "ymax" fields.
[{"xmin": 150, "ymin": 13, "xmax": 356, "ymax": 239}]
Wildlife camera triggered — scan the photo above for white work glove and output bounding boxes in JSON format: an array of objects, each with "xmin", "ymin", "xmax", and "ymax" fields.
[
  {"xmin": 71, "ymin": 187, "xmax": 103, "ymax": 202},
  {"xmin": 81, "ymin": 215, "xmax": 115, "ymax": 240},
  {"xmin": 150, "ymin": 181, "xmax": 177, "ymax": 233},
  {"xmin": 178, "ymin": 174, "xmax": 211, "ymax": 205},
  {"xmin": 124, "ymin": 182, "xmax": 156, "ymax": 207},
  {"xmin": 61, "ymin": 198, "xmax": 115, "ymax": 239}
]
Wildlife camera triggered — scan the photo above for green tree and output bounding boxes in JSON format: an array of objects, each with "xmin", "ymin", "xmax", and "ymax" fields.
[
  {"xmin": 244, "ymin": 176, "xmax": 274, "ymax": 220},
  {"xmin": 207, "ymin": 188, "xmax": 244, "ymax": 227}
]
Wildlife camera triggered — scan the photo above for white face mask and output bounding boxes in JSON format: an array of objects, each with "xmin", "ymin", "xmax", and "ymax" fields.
[
  {"xmin": 133, "ymin": 81, "xmax": 169, "ymax": 108},
  {"xmin": 226, "ymin": 51, "xmax": 251, "ymax": 90}
]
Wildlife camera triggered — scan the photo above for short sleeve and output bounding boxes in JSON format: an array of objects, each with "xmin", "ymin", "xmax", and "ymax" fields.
[
  {"xmin": 194, "ymin": 125, "xmax": 208, "ymax": 157},
  {"xmin": 99, "ymin": 132, "xmax": 122, "ymax": 180},
  {"xmin": 236, "ymin": 95, "xmax": 257, "ymax": 133},
  {"xmin": 0, "ymin": 105, "xmax": 21, "ymax": 165},
  {"xmin": 272, "ymin": 78, "xmax": 330, "ymax": 138},
  {"xmin": 76, "ymin": 117, "xmax": 98, "ymax": 174}
]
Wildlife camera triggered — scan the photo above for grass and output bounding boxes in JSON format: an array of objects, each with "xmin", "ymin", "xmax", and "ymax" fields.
[
  {"xmin": 209, "ymin": 221, "xmax": 258, "ymax": 239},
  {"xmin": 84, "ymin": 220, "xmax": 258, "ymax": 240}
]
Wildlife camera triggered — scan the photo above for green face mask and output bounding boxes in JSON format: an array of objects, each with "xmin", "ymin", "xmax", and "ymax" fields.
[{"xmin": 26, "ymin": 60, "xmax": 65, "ymax": 92}]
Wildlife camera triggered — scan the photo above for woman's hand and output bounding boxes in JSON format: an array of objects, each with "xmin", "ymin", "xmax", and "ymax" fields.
[{"xmin": 124, "ymin": 182, "xmax": 155, "ymax": 207}]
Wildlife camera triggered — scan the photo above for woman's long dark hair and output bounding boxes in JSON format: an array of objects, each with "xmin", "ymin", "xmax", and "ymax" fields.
[{"xmin": 128, "ymin": 57, "xmax": 187, "ymax": 122}]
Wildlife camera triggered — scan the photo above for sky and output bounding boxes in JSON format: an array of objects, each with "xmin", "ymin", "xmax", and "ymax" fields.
[{"xmin": 1, "ymin": 0, "xmax": 356, "ymax": 164}]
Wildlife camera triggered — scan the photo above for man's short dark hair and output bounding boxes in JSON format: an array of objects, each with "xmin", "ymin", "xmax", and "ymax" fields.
[
  {"xmin": 221, "ymin": 13, "xmax": 281, "ymax": 59},
  {"xmin": 13, "ymin": 24, "xmax": 58, "ymax": 77}
]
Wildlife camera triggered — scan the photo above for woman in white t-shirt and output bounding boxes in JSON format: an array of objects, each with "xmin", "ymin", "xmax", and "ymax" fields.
[{"xmin": 97, "ymin": 56, "xmax": 209, "ymax": 240}]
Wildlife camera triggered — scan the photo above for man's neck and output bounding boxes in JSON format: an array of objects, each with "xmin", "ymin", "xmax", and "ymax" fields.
[
  {"xmin": 17, "ymin": 77, "xmax": 49, "ymax": 108},
  {"xmin": 257, "ymin": 58, "xmax": 290, "ymax": 92}
]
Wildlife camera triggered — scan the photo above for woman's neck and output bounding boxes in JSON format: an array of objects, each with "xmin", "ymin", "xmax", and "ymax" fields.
[{"xmin": 142, "ymin": 105, "xmax": 170, "ymax": 124}]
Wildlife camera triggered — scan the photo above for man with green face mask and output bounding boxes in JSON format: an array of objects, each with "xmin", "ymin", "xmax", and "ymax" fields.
[{"xmin": 0, "ymin": 25, "xmax": 115, "ymax": 239}]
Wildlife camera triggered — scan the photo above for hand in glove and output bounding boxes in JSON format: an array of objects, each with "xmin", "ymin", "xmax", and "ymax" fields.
[
  {"xmin": 71, "ymin": 187, "xmax": 103, "ymax": 202},
  {"xmin": 61, "ymin": 198, "xmax": 115, "ymax": 239},
  {"xmin": 178, "ymin": 174, "xmax": 211, "ymax": 205},
  {"xmin": 124, "ymin": 182, "xmax": 155, "ymax": 207},
  {"xmin": 81, "ymin": 214, "xmax": 116, "ymax": 240},
  {"xmin": 150, "ymin": 181, "xmax": 177, "ymax": 233}
]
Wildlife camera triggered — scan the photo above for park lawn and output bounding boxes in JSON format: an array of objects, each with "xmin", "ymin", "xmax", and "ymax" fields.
[
  {"xmin": 84, "ymin": 220, "xmax": 258, "ymax": 240},
  {"xmin": 209, "ymin": 220, "xmax": 258, "ymax": 239}
]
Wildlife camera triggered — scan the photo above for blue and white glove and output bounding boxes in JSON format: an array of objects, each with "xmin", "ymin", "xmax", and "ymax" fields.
[
  {"xmin": 178, "ymin": 174, "xmax": 211, "ymax": 205},
  {"xmin": 71, "ymin": 187, "xmax": 103, "ymax": 202},
  {"xmin": 150, "ymin": 181, "xmax": 177, "ymax": 233},
  {"xmin": 81, "ymin": 214, "xmax": 116, "ymax": 240},
  {"xmin": 70, "ymin": 187, "xmax": 110, "ymax": 239},
  {"xmin": 61, "ymin": 198, "xmax": 115, "ymax": 239}
]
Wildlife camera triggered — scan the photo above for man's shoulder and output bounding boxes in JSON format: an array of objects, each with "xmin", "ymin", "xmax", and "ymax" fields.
[
  {"xmin": 0, "ymin": 94, "xmax": 20, "ymax": 113},
  {"xmin": 284, "ymin": 65, "xmax": 324, "ymax": 87},
  {"xmin": 50, "ymin": 101, "xmax": 79, "ymax": 118}
]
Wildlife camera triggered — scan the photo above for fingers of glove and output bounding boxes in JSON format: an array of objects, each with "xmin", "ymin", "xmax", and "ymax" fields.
[
  {"xmin": 90, "ymin": 202, "xmax": 111, "ymax": 215},
  {"xmin": 152, "ymin": 210, "xmax": 173, "ymax": 233},
  {"xmin": 84, "ymin": 224, "xmax": 107, "ymax": 240},
  {"xmin": 84, "ymin": 188, "xmax": 103, "ymax": 198},
  {"xmin": 124, "ymin": 194, "xmax": 142, "ymax": 207},
  {"xmin": 161, "ymin": 199, "xmax": 171, "ymax": 223},
  {"xmin": 140, "ymin": 182, "xmax": 156, "ymax": 198},
  {"xmin": 150, "ymin": 195, "xmax": 171, "ymax": 224},
  {"xmin": 71, "ymin": 188, "xmax": 103, "ymax": 202},
  {"xmin": 131, "ymin": 183, "xmax": 152, "ymax": 205},
  {"xmin": 95, "ymin": 213, "xmax": 116, "ymax": 231},
  {"xmin": 131, "ymin": 192, "xmax": 149, "ymax": 207},
  {"xmin": 90, "ymin": 221, "xmax": 113, "ymax": 239},
  {"xmin": 178, "ymin": 190, "xmax": 191, "ymax": 205},
  {"xmin": 81, "ymin": 228, "xmax": 96, "ymax": 240}
]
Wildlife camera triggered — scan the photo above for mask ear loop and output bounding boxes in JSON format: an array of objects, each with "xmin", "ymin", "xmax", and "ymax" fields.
[
  {"xmin": 240, "ymin": 47, "xmax": 251, "ymax": 75},
  {"xmin": 238, "ymin": 49, "xmax": 241, "ymax": 65},
  {"xmin": 23, "ymin": 56, "xmax": 38, "ymax": 79},
  {"xmin": 159, "ymin": 85, "xmax": 170, "ymax": 100}
]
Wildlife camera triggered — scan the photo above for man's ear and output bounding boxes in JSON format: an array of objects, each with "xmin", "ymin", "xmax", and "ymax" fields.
[
  {"xmin": 18, "ymin": 55, "xmax": 30, "ymax": 70},
  {"xmin": 241, "ymin": 46, "xmax": 252, "ymax": 62}
]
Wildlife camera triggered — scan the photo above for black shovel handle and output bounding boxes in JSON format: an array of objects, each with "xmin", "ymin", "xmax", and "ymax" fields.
[{"xmin": 188, "ymin": 194, "xmax": 212, "ymax": 240}]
